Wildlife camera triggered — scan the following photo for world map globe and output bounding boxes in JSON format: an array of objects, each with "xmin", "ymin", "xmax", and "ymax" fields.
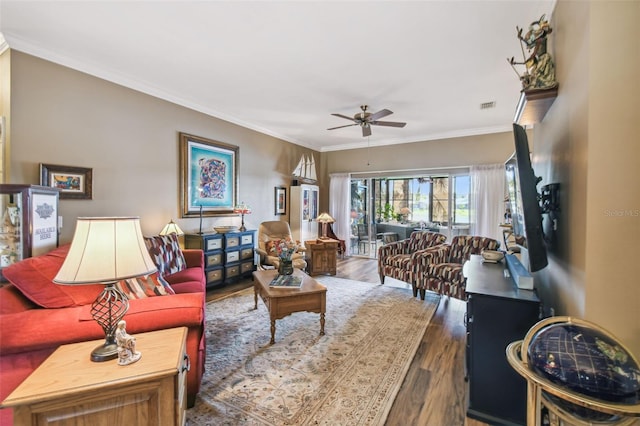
[{"xmin": 527, "ymin": 321, "xmax": 640, "ymax": 421}]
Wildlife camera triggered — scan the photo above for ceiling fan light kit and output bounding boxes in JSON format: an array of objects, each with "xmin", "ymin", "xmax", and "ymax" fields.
[{"xmin": 328, "ymin": 105, "xmax": 406, "ymax": 137}]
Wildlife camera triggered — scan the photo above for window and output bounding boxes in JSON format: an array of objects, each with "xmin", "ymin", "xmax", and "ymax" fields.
[
  {"xmin": 452, "ymin": 175, "xmax": 470, "ymax": 225},
  {"xmin": 430, "ymin": 177, "xmax": 449, "ymax": 224},
  {"xmin": 370, "ymin": 175, "xmax": 470, "ymax": 226}
]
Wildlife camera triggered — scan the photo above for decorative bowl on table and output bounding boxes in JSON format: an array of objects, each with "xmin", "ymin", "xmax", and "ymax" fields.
[
  {"xmin": 213, "ymin": 226, "xmax": 238, "ymax": 234},
  {"xmin": 481, "ymin": 249, "xmax": 504, "ymax": 263}
]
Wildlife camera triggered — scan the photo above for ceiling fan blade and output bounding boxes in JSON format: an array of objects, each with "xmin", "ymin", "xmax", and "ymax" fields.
[
  {"xmin": 327, "ymin": 123, "xmax": 358, "ymax": 131},
  {"xmin": 331, "ymin": 113, "xmax": 356, "ymax": 122},
  {"xmin": 371, "ymin": 120, "xmax": 406, "ymax": 128},
  {"xmin": 362, "ymin": 124, "xmax": 372, "ymax": 137},
  {"xmin": 368, "ymin": 108, "xmax": 393, "ymax": 122}
]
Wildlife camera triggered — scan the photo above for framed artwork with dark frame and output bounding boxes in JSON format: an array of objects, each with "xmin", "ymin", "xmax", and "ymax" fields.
[
  {"xmin": 39, "ymin": 164, "xmax": 93, "ymax": 200},
  {"xmin": 180, "ymin": 132, "xmax": 238, "ymax": 217},
  {"xmin": 275, "ymin": 186, "xmax": 287, "ymax": 215}
]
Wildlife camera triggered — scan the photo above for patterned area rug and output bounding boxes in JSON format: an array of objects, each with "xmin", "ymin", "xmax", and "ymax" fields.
[{"xmin": 186, "ymin": 276, "xmax": 440, "ymax": 426}]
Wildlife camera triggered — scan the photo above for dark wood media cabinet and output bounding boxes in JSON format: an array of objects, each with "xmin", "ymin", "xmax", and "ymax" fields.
[{"xmin": 464, "ymin": 255, "xmax": 541, "ymax": 425}]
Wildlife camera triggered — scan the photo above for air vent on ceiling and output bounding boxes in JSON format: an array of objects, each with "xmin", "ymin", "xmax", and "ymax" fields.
[{"xmin": 480, "ymin": 101, "xmax": 496, "ymax": 110}]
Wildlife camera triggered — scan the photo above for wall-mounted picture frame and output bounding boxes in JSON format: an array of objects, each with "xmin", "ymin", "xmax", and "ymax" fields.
[
  {"xmin": 180, "ymin": 132, "xmax": 238, "ymax": 217},
  {"xmin": 40, "ymin": 164, "xmax": 93, "ymax": 200},
  {"xmin": 275, "ymin": 186, "xmax": 287, "ymax": 215}
]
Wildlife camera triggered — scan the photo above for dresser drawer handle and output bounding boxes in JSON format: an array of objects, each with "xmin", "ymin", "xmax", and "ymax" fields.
[{"xmin": 182, "ymin": 354, "xmax": 191, "ymax": 373}]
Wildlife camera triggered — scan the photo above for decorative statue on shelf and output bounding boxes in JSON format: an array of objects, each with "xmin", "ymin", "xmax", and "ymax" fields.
[
  {"xmin": 508, "ymin": 15, "xmax": 558, "ymax": 91},
  {"xmin": 116, "ymin": 320, "xmax": 142, "ymax": 366}
]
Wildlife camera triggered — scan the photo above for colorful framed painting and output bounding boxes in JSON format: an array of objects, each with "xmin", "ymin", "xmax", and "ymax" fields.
[
  {"xmin": 275, "ymin": 186, "xmax": 286, "ymax": 215},
  {"xmin": 180, "ymin": 133, "xmax": 238, "ymax": 217},
  {"xmin": 40, "ymin": 164, "xmax": 93, "ymax": 200}
]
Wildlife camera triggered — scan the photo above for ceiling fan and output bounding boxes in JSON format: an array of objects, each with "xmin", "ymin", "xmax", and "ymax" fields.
[{"xmin": 327, "ymin": 105, "xmax": 406, "ymax": 137}]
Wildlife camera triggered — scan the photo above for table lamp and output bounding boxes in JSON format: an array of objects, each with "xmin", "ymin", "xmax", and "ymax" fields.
[
  {"xmin": 316, "ymin": 212, "xmax": 335, "ymax": 239},
  {"xmin": 54, "ymin": 217, "xmax": 157, "ymax": 362},
  {"xmin": 234, "ymin": 202, "xmax": 251, "ymax": 231},
  {"xmin": 159, "ymin": 219, "xmax": 184, "ymax": 236}
]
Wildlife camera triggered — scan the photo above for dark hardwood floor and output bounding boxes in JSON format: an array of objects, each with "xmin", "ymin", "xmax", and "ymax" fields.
[{"xmin": 206, "ymin": 256, "xmax": 488, "ymax": 426}]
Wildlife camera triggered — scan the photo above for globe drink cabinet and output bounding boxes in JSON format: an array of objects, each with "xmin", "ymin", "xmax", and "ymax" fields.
[{"xmin": 507, "ymin": 316, "xmax": 640, "ymax": 425}]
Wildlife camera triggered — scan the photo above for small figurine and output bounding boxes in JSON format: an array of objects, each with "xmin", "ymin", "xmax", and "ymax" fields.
[
  {"xmin": 508, "ymin": 15, "xmax": 558, "ymax": 91},
  {"xmin": 116, "ymin": 320, "xmax": 142, "ymax": 366}
]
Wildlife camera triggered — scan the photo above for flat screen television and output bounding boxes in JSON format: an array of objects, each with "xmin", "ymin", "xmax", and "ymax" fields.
[{"xmin": 505, "ymin": 123, "xmax": 548, "ymax": 272}]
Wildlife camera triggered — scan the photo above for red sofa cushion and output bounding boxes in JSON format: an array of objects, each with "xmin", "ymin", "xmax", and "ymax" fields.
[
  {"xmin": 2, "ymin": 245, "xmax": 104, "ymax": 308},
  {"xmin": 0, "ymin": 285, "xmax": 37, "ymax": 314}
]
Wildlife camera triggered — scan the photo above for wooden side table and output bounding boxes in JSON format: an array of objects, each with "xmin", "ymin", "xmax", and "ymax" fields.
[
  {"xmin": 305, "ymin": 239, "xmax": 338, "ymax": 276},
  {"xmin": 1, "ymin": 327, "xmax": 189, "ymax": 426}
]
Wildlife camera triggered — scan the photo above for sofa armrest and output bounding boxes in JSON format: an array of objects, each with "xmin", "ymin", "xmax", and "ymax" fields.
[{"xmin": 182, "ymin": 249, "xmax": 204, "ymax": 269}]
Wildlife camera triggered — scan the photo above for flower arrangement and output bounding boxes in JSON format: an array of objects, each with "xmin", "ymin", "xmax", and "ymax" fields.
[{"xmin": 271, "ymin": 238, "xmax": 299, "ymax": 261}]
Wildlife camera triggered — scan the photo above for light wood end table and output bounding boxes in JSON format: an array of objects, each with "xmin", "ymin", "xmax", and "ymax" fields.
[
  {"xmin": 253, "ymin": 269, "xmax": 326, "ymax": 344},
  {"xmin": 1, "ymin": 327, "xmax": 189, "ymax": 426},
  {"xmin": 304, "ymin": 238, "xmax": 338, "ymax": 276}
]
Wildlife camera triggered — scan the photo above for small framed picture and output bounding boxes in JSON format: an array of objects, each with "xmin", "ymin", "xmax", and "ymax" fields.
[
  {"xmin": 275, "ymin": 186, "xmax": 286, "ymax": 215},
  {"xmin": 40, "ymin": 164, "xmax": 93, "ymax": 200}
]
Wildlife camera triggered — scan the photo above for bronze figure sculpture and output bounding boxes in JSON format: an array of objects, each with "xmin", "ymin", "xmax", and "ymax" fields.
[{"xmin": 509, "ymin": 15, "xmax": 558, "ymax": 91}]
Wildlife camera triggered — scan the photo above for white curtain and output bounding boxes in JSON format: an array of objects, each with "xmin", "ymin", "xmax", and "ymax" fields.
[
  {"xmin": 470, "ymin": 164, "xmax": 505, "ymax": 245},
  {"xmin": 329, "ymin": 173, "xmax": 351, "ymax": 255}
]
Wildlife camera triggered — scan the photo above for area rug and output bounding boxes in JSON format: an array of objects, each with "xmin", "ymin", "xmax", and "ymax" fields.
[{"xmin": 186, "ymin": 277, "xmax": 440, "ymax": 426}]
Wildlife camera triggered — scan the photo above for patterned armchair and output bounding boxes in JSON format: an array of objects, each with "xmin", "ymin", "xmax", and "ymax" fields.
[
  {"xmin": 415, "ymin": 235, "xmax": 500, "ymax": 300},
  {"xmin": 377, "ymin": 231, "xmax": 447, "ymax": 293}
]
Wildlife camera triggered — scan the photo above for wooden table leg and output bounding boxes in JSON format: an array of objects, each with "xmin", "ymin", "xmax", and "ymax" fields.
[
  {"xmin": 270, "ymin": 319, "xmax": 276, "ymax": 344},
  {"xmin": 320, "ymin": 313, "xmax": 325, "ymax": 336},
  {"xmin": 253, "ymin": 284, "xmax": 258, "ymax": 310}
]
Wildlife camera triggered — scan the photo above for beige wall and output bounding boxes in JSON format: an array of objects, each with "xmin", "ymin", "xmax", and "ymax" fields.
[
  {"xmin": 324, "ymin": 132, "xmax": 515, "ymax": 174},
  {"xmin": 534, "ymin": 0, "xmax": 640, "ymax": 355},
  {"xmin": 0, "ymin": 49, "xmax": 10, "ymax": 182},
  {"xmin": 7, "ymin": 51, "xmax": 318, "ymax": 242}
]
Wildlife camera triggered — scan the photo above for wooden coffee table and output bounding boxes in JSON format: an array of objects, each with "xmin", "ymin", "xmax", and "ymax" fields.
[{"xmin": 253, "ymin": 269, "xmax": 326, "ymax": 344}]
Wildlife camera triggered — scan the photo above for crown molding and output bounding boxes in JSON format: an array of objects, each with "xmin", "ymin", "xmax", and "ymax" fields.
[{"xmin": 0, "ymin": 33, "xmax": 9, "ymax": 55}]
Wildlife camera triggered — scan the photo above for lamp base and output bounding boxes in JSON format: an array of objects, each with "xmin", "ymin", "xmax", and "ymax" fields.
[{"xmin": 90, "ymin": 341, "xmax": 119, "ymax": 362}]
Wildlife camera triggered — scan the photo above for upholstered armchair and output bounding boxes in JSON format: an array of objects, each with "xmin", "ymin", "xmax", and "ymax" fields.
[
  {"xmin": 256, "ymin": 221, "xmax": 307, "ymax": 270},
  {"xmin": 415, "ymin": 235, "xmax": 500, "ymax": 301},
  {"xmin": 377, "ymin": 231, "xmax": 447, "ymax": 291}
]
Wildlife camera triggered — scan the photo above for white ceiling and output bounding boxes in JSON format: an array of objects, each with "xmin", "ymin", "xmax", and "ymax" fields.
[{"xmin": 0, "ymin": 0, "xmax": 555, "ymax": 152}]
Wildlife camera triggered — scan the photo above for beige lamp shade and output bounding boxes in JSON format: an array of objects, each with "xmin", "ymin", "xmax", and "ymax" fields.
[
  {"xmin": 316, "ymin": 212, "xmax": 335, "ymax": 223},
  {"xmin": 316, "ymin": 212, "xmax": 335, "ymax": 239},
  {"xmin": 159, "ymin": 219, "xmax": 184, "ymax": 236},
  {"xmin": 54, "ymin": 217, "xmax": 157, "ymax": 284}
]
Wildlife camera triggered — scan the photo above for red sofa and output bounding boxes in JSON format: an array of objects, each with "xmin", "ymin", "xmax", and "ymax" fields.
[{"xmin": 0, "ymin": 244, "xmax": 206, "ymax": 425}]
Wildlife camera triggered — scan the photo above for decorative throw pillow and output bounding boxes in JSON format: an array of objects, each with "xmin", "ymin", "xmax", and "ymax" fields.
[
  {"xmin": 144, "ymin": 234, "xmax": 186, "ymax": 277},
  {"xmin": 3, "ymin": 244, "xmax": 105, "ymax": 308},
  {"xmin": 116, "ymin": 272, "xmax": 175, "ymax": 299},
  {"xmin": 265, "ymin": 239, "xmax": 282, "ymax": 255}
]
